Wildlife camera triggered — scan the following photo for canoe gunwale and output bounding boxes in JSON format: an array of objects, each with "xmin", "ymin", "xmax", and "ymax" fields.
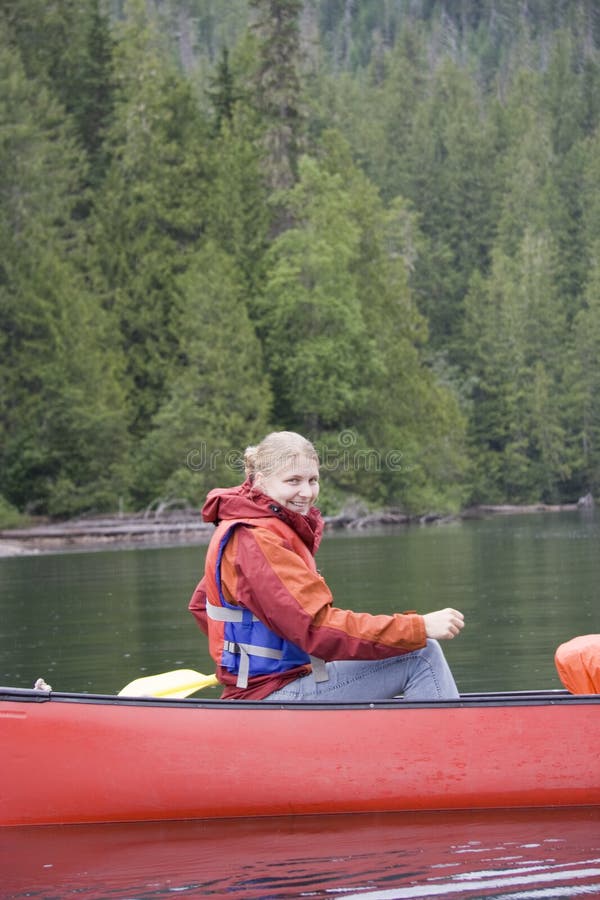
[{"xmin": 1, "ymin": 685, "xmax": 599, "ymax": 710}]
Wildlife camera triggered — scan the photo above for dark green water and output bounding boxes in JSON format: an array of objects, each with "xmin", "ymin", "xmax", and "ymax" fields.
[
  {"xmin": 2, "ymin": 510, "xmax": 600, "ymax": 900},
  {"xmin": 1, "ymin": 510, "xmax": 598, "ymax": 695}
]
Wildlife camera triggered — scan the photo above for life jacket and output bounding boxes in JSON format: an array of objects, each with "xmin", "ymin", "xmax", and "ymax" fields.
[
  {"xmin": 204, "ymin": 516, "xmax": 328, "ymax": 689},
  {"xmin": 555, "ymin": 634, "xmax": 600, "ymax": 694}
]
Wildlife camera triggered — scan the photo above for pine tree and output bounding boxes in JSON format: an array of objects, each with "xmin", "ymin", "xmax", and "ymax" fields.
[
  {"xmin": 203, "ymin": 50, "xmax": 270, "ymax": 293},
  {"xmin": 570, "ymin": 262, "xmax": 600, "ymax": 494},
  {"xmin": 249, "ymin": 0, "xmax": 306, "ymax": 226},
  {"xmin": 0, "ymin": 40, "xmax": 129, "ymax": 514},
  {"xmin": 257, "ymin": 154, "xmax": 376, "ymax": 433},
  {"xmin": 0, "ymin": 0, "xmax": 116, "ymax": 185},
  {"xmin": 258, "ymin": 139, "xmax": 468, "ymax": 512},
  {"xmin": 206, "ymin": 46, "xmax": 240, "ymax": 133},
  {"xmin": 565, "ymin": 128, "xmax": 600, "ymax": 494},
  {"xmin": 90, "ymin": 0, "xmax": 212, "ymax": 437},
  {"xmin": 401, "ymin": 58, "xmax": 500, "ymax": 353},
  {"xmin": 134, "ymin": 242, "xmax": 272, "ymax": 504},
  {"xmin": 318, "ymin": 131, "xmax": 468, "ymax": 511},
  {"xmin": 463, "ymin": 231, "xmax": 571, "ymax": 503}
]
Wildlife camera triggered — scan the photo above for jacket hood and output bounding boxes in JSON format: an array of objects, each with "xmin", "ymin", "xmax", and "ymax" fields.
[{"xmin": 201, "ymin": 479, "xmax": 324, "ymax": 553}]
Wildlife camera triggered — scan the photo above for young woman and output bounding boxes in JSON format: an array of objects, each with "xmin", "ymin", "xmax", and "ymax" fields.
[{"xmin": 189, "ymin": 431, "xmax": 464, "ymax": 701}]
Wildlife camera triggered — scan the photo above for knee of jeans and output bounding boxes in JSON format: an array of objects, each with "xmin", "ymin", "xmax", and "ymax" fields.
[{"xmin": 424, "ymin": 638, "xmax": 443, "ymax": 659}]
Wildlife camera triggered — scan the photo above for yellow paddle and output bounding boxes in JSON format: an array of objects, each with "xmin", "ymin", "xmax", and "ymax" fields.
[{"xmin": 119, "ymin": 668, "xmax": 219, "ymax": 699}]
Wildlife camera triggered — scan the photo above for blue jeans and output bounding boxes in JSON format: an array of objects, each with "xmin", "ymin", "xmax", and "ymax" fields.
[{"xmin": 265, "ymin": 639, "xmax": 460, "ymax": 702}]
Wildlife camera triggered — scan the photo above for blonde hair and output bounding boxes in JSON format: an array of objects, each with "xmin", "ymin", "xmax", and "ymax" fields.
[{"xmin": 244, "ymin": 431, "xmax": 319, "ymax": 482}]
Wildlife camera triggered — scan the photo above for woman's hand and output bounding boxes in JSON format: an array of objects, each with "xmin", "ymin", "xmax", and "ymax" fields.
[{"xmin": 423, "ymin": 608, "xmax": 465, "ymax": 640}]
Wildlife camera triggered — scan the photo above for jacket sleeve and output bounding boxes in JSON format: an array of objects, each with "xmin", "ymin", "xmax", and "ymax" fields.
[
  {"xmin": 224, "ymin": 526, "xmax": 427, "ymax": 660},
  {"xmin": 189, "ymin": 576, "xmax": 209, "ymax": 635}
]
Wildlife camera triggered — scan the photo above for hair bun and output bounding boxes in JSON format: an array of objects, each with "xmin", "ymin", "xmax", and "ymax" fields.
[{"xmin": 244, "ymin": 445, "xmax": 258, "ymax": 479}]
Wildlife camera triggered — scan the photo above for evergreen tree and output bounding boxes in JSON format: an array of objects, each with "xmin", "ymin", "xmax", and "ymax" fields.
[
  {"xmin": 206, "ymin": 46, "xmax": 240, "ymax": 132},
  {"xmin": 464, "ymin": 232, "xmax": 571, "ymax": 502},
  {"xmin": 316, "ymin": 39, "xmax": 501, "ymax": 356},
  {"xmin": 90, "ymin": 0, "xmax": 211, "ymax": 437},
  {"xmin": 318, "ymin": 132, "xmax": 468, "ymax": 511},
  {"xmin": 259, "ymin": 141, "xmax": 468, "ymax": 512},
  {"xmin": 569, "ymin": 261, "xmax": 600, "ymax": 494},
  {"xmin": 565, "ymin": 129, "xmax": 600, "ymax": 494},
  {"xmin": 3, "ymin": 0, "xmax": 600, "ymax": 516},
  {"xmin": 257, "ymin": 154, "xmax": 377, "ymax": 433},
  {"xmin": 134, "ymin": 242, "xmax": 272, "ymax": 504},
  {"xmin": 76, "ymin": 0, "xmax": 116, "ymax": 184},
  {"xmin": 401, "ymin": 59, "xmax": 500, "ymax": 353},
  {"xmin": 204, "ymin": 49, "xmax": 270, "ymax": 293},
  {"xmin": 0, "ymin": 40, "xmax": 129, "ymax": 515},
  {"xmin": 0, "ymin": 0, "xmax": 115, "ymax": 185},
  {"xmin": 249, "ymin": 0, "xmax": 306, "ymax": 222}
]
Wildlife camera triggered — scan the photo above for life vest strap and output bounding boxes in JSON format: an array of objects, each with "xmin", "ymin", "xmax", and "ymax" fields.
[
  {"xmin": 223, "ymin": 640, "xmax": 283, "ymax": 689},
  {"xmin": 206, "ymin": 602, "xmax": 259, "ymax": 623},
  {"xmin": 223, "ymin": 640, "xmax": 283, "ymax": 660},
  {"xmin": 310, "ymin": 656, "xmax": 329, "ymax": 683}
]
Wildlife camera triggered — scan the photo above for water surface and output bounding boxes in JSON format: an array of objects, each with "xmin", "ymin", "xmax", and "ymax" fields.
[
  {"xmin": 1, "ymin": 510, "xmax": 598, "ymax": 694},
  {"xmin": 3, "ymin": 808, "xmax": 600, "ymax": 899},
  {"xmin": 1, "ymin": 511, "xmax": 599, "ymax": 899}
]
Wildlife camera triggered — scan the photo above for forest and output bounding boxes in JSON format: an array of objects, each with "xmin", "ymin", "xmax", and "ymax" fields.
[{"xmin": 2, "ymin": 0, "xmax": 600, "ymax": 523}]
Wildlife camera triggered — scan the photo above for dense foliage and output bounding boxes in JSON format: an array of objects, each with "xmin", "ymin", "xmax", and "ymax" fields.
[{"xmin": 2, "ymin": 0, "xmax": 600, "ymax": 520}]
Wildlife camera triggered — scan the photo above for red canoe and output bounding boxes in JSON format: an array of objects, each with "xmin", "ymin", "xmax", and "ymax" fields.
[{"xmin": 1, "ymin": 686, "xmax": 599, "ymax": 827}]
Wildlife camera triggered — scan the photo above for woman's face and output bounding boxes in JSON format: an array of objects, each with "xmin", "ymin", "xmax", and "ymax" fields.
[{"xmin": 254, "ymin": 454, "xmax": 320, "ymax": 516}]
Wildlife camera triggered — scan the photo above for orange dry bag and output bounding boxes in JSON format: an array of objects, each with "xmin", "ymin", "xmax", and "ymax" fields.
[{"xmin": 555, "ymin": 634, "xmax": 600, "ymax": 694}]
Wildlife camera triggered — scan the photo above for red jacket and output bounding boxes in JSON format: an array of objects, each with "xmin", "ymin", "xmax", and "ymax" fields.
[{"xmin": 189, "ymin": 480, "xmax": 427, "ymax": 700}]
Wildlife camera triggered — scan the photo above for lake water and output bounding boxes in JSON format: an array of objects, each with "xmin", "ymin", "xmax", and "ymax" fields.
[
  {"xmin": 1, "ymin": 510, "xmax": 600, "ymax": 898},
  {"xmin": 1, "ymin": 510, "xmax": 598, "ymax": 695}
]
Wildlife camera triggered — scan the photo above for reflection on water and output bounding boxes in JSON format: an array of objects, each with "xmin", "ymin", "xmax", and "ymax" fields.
[{"xmin": 2, "ymin": 808, "xmax": 600, "ymax": 899}]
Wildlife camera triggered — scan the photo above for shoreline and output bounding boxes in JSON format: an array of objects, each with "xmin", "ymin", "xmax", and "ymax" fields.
[{"xmin": 0, "ymin": 502, "xmax": 586, "ymax": 558}]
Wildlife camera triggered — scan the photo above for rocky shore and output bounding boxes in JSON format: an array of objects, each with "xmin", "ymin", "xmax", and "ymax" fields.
[{"xmin": 0, "ymin": 499, "xmax": 589, "ymax": 557}]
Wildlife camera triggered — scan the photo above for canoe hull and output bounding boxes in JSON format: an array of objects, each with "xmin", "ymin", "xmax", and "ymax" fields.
[{"xmin": 1, "ymin": 688, "xmax": 599, "ymax": 826}]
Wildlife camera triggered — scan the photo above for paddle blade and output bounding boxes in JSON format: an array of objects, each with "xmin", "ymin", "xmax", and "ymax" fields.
[{"xmin": 119, "ymin": 668, "xmax": 219, "ymax": 699}]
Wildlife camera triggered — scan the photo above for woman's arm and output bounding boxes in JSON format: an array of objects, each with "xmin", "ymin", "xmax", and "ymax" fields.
[
  {"xmin": 225, "ymin": 527, "xmax": 428, "ymax": 661},
  {"xmin": 189, "ymin": 577, "xmax": 209, "ymax": 634}
]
